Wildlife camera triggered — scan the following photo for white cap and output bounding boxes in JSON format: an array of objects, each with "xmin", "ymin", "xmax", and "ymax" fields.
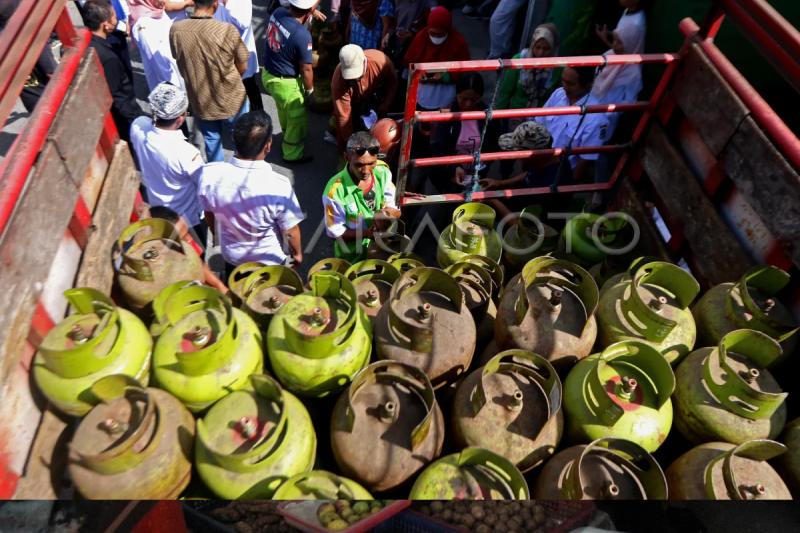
[
  {"xmin": 340, "ymin": 44, "xmax": 366, "ymax": 80},
  {"xmin": 289, "ymin": 0, "xmax": 317, "ymax": 9}
]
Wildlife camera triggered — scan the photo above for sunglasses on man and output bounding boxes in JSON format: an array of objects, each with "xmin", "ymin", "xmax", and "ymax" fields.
[{"xmin": 352, "ymin": 146, "xmax": 381, "ymax": 156}]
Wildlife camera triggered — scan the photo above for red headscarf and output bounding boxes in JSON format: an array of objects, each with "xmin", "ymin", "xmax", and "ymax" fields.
[{"xmin": 403, "ymin": 7, "xmax": 470, "ymax": 68}]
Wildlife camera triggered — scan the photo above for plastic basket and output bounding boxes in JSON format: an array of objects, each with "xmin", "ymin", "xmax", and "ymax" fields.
[
  {"xmin": 392, "ymin": 503, "xmax": 595, "ymax": 533},
  {"xmin": 278, "ymin": 500, "xmax": 411, "ymax": 533}
]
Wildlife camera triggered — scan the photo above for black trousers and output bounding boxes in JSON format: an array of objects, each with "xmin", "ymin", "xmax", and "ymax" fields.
[{"xmin": 243, "ymin": 75, "xmax": 264, "ymax": 111}]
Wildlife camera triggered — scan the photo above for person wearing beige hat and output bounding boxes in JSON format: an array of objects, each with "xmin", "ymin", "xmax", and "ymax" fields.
[{"xmin": 332, "ymin": 44, "xmax": 398, "ymax": 155}]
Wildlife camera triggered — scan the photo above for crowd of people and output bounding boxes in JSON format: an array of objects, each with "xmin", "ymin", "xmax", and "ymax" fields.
[{"xmin": 12, "ymin": 0, "xmax": 651, "ymax": 289}]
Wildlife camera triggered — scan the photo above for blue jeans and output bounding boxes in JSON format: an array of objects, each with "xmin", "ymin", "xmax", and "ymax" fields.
[
  {"xmin": 488, "ymin": 0, "xmax": 529, "ymax": 59},
  {"xmin": 196, "ymin": 100, "xmax": 250, "ymax": 162}
]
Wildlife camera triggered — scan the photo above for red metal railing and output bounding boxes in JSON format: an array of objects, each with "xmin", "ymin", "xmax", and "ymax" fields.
[
  {"xmin": 395, "ymin": 53, "xmax": 682, "ymax": 205},
  {"xmin": 395, "ymin": 0, "xmax": 800, "ymax": 207}
]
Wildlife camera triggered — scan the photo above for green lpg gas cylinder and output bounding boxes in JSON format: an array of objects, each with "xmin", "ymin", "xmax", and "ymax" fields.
[
  {"xmin": 387, "ymin": 252, "xmax": 425, "ymax": 273},
  {"xmin": 195, "ymin": 374, "xmax": 317, "ymax": 499},
  {"xmin": 597, "ymin": 258, "xmax": 700, "ymax": 366},
  {"xmin": 272, "ymin": 471, "xmax": 373, "ymax": 500},
  {"xmin": 692, "ymin": 266, "xmax": 799, "ymax": 369},
  {"xmin": 666, "ymin": 440, "xmax": 791, "ymax": 500},
  {"xmin": 330, "ymin": 361, "xmax": 445, "ymax": 493},
  {"xmin": 596, "ymin": 256, "xmax": 665, "ymax": 298},
  {"xmin": 113, "ymin": 219, "xmax": 204, "ymax": 312},
  {"xmin": 227, "ymin": 262, "xmax": 267, "ymax": 308},
  {"xmin": 69, "ymin": 375, "xmax": 195, "ymax": 499},
  {"xmin": 495, "ymin": 256, "xmax": 598, "ymax": 372},
  {"xmin": 345, "ymin": 259, "xmax": 401, "ymax": 325},
  {"xmin": 460, "ymin": 254, "xmax": 504, "ymax": 303},
  {"xmin": 559, "ymin": 209, "xmax": 630, "ymax": 266},
  {"xmin": 673, "ymin": 330, "xmax": 787, "ymax": 446},
  {"xmin": 502, "ymin": 206, "xmax": 559, "ymax": 274},
  {"xmin": 305, "ymin": 258, "xmax": 352, "ymax": 290},
  {"xmin": 777, "ymin": 417, "xmax": 800, "ymax": 498},
  {"xmin": 153, "ymin": 286, "xmax": 263, "ymax": 413},
  {"xmin": 374, "ymin": 267, "xmax": 476, "ymax": 390},
  {"xmin": 451, "ymin": 351, "xmax": 563, "ymax": 473},
  {"xmin": 150, "ymin": 280, "xmax": 202, "ymax": 342},
  {"xmin": 563, "ymin": 341, "xmax": 675, "ymax": 453},
  {"xmin": 367, "ymin": 218, "xmax": 414, "ymax": 261},
  {"xmin": 533, "ymin": 437, "xmax": 668, "ymax": 500},
  {"xmin": 498, "ymin": 251, "xmax": 581, "ymax": 303},
  {"xmin": 33, "ymin": 288, "xmax": 152, "ymax": 417},
  {"xmin": 268, "ymin": 271, "xmax": 372, "ymax": 397},
  {"xmin": 409, "ymin": 447, "xmax": 529, "ymax": 500},
  {"xmin": 239, "ymin": 265, "xmax": 305, "ymax": 332},
  {"xmin": 437, "ymin": 203, "xmax": 503, "ymax": 268},
  {"xmin": 445, "ymin": 261, "xmax": 497, "ymax": 347}
]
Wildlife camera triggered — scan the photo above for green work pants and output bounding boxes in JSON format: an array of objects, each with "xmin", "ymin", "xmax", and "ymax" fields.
[{"xmin": 262, "ymin": 70, "xmax": 307, "ymax": 161}]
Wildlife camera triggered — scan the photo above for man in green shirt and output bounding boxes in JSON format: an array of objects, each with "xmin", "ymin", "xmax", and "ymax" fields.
[{"xmin": 322, "ymin": 132, "xmax": 401, "ymax": 263}]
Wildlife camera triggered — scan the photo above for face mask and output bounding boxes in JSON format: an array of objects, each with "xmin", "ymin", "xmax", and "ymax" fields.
[{"xmin": 430, "ymin": 34, "xmax": 447, "ymax": 45}]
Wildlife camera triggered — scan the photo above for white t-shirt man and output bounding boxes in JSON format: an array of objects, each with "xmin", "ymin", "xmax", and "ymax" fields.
[
  {"xmin": 534, "ymin": 88, "xmax": 609, "ymax": 170},
  {"xmin": 131, "ymin": 14, "xmax": 185, "ymax": 92},
  {"xmin": 129, "ymin": 116, "xmax": 203, "ymax": 227},
  {"xmin": 198, "ymin": 158, "xmax": 305, "ymax": 266}
]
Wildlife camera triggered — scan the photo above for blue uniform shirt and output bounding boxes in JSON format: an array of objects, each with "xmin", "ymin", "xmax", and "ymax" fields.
[
  {"xmin": 534, "ymin": 88, "xmax": 609, "ymax": 170},
  {"xmin": 263, "ymin": 8, "xmax": 313, "ymax": 78}
]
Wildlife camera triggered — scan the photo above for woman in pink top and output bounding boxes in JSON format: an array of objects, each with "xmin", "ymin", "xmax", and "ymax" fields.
[{"xmin": 429, "ymin": 72, "xmax": 502, "ymax": 194}]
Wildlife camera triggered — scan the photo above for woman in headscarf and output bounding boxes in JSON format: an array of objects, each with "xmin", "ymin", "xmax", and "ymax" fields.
[
  {"xmin": 495, "ymin": 23, "xmax": 558, "ymax": 178},
  {"xmin": 592, "ymin": 23, "xmax": 645, "ymax": 138},
  {"xmin": 347, "ymin": 0, "xmax": 395, "ymax": 51},
  {"xmin": 403, "ymin": 6, "xmax": 470, "ymax": 111}
]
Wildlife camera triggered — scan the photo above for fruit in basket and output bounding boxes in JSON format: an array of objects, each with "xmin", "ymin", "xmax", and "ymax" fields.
[
  {"xmin": 317, "ymin": 503, "xmax": 336, "ymax": 519},
  {"xmin": 334, "ymin": 500, "xmax": 351, "ymax": 514},
  {"xmin": 346, "ymin": 516, "xmax": 361, "ymax": 525},
  {"xmin": 340, "ymin": 508, "xmax": 354, "ymax": 519},
  {"xmin": 327, "ymin": 519, "xmax": 349, "ymax": 531},
  {"xmin": 352, "ymin": 501, "xmax": 370, "ymax": 514},
  {"xmin": 319, "ymin": 513, "xmax": 339, "ymax": 526},
  {"xmin": 273, "ymin": 471, "xmax": 374, "ymax": 500}
]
